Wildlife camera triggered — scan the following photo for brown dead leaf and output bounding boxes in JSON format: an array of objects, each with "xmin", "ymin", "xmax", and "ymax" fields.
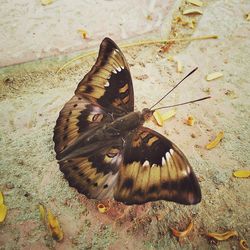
[
  {"xmin": 47, "ymin": 209, "xmax": 64, "ymax": 241},
  {"xmin": 170, "ymin": 221, "xmax": 194, "ymax": 239},
  {"xmin": 207, "ymin": 230, "xmax": 238, "ymax": 241},
  {"xmin": 39, "ymin": 204, "xmax": 63, "ymax": 242},
  {"xmin": 240, "ymin": 239, "xmax": 249, "ymax": 250}
]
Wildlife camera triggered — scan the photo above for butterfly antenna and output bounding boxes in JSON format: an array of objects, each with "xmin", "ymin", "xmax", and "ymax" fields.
[
  {"xmin": 152, "ymin": 96, "xmax": 211, "ymax": 111},
  {"xmin": 149, "ymin": 67, "xmax": 198, "ymax": 110}
]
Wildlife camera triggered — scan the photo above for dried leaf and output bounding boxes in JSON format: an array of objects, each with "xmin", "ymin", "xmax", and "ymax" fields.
[
  {"xmin": 183, "ymin": 8, "xmax": 203, "ymax": 15},
  {"xmin": 146, "ymin": 14, "xmax": 153, "ymax": 20},
  {"xmin": 77, "ymin": 29, "xmax": 88, "ymax": 39},
  {"xmin": 97, "ymin": 203, "xmax": 110, "ymax": 213},
  {"xmin": 153, "ymin": 111, "xmax": 164, "ymax": 126},
  {"xmin": 206, "ymin": 72, "xmax": 223, "ymax": 81},
  {"xmin": 40, "ymin": 0, "xmax": 53, "ymax": 6},
  {"xmin": 240, "ymin": 239, "xmax": 249, "ymax": 250},
  {"xmin": 38, "ymin": 204, "xmax": 63, "ymax": 242},
  {"xmin": 0, "ymin": 191, "xmax": 3, "ymax": 205},
  {"xmin": 207, "ymin": 230, "xmax": 238, "ymax": 241},
  {"xmin": 39, "ymin": 203, "xmax": 46, "ymax": 222},
  {"xmin": 47, "ymin": 209, "xmax": 64, "ymax": 241},
  {"xmin": 0, "ymin": 204, "xmax": 7, "ymax": 223},
  {"xmin": 153, "ymin": 110, "xmax": 176, "ymax": 127},
  {"xmin": 186, "ymin": 116, "xmax": 195, "ymax": 126},
  {"xmin": 177, "ymin": 60, "xmax": 183, "ymax": 73},
  {"xmin": 233, "ymin": 170, "xmax": 250, "ymax": 178},
  {"xmin": 167, "ymin": 55, "xmax": 174, "ymax": 62},
  {"xmin": 206, "ymin": 131, "xmax": 224, "ymax": 150},
  {"xmin": 245, "ymin": 13, "xmax": 250, "ymax": 21},
  {"xmin": 187, "ymin": 0, "xmax": 203, "ymax": 7},
  {"xmin": 188, "ymin": 19, "xmax": 196, "ymax": 29},
  {"xmin": 170, "ymin": 221, "xmax": 194, "ymax": 238},
  {"xmin": 161, "ymin": 109, "xmax": 176, "ymax": 121}
]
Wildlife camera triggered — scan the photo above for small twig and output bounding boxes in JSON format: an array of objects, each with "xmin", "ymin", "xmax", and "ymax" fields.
[{"xmin": 56, "ymin": 35, "xmax": 218, "ymax": 73}]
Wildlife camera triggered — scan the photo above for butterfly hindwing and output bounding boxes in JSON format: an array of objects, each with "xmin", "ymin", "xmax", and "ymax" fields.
[
  {"xmin": 58, "ymin": 144, "xmax": 123, "ymax": 200},
  {"xmin": 114, "ymin": 127, "xmax": 201, "ymax": 205},
  {"xmin": 75, "ymin": 37, "xmax": 134, "ymax": 114}
]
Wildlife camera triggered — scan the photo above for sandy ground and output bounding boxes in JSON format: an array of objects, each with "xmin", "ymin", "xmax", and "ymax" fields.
[{"xmin": 0, "ymin": 0, "xmax": 250, "ymax": 249}]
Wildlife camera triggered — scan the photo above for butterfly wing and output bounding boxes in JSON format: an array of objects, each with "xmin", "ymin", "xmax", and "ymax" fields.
[
  {"xmin": 53, "ymin": 95, "xmax": 113, "ymax": 156},
  {"xmin": 54, "ymin": 37, "xmax": 134, "ymax": 198},
  {"xmin": 114, "ymin": 127, "xmax": 202, "ymax": 205},
  {"xmin": 54, "ymin": 37, "xmax": 134, "ymax": 156},
  {"xmin": 75, "ymin": 37, "xmax": 134, "ymax": 114},
  {"xmin": 58, "ymin": 143, "xmax": 123, "ymax": 200}
]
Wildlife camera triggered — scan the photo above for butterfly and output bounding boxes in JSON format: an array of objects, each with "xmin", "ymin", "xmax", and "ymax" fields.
[{"xmin": 53, "ymin": 37, "xmax": 202, "ymax": 205}]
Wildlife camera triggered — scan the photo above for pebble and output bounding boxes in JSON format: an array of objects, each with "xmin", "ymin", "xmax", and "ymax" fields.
[{"xmin": 6, "ymin": 182, "xmax": 14, "ymax": 189}]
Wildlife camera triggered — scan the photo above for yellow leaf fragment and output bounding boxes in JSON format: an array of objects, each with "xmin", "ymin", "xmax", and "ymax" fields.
[
  {"xmin": 153, "ymin": 110, "xmax": 176, "ymax": 127},
  {"xmin": 206, "ymin": 72, "xmax": 223, "ymax": 81},
  {"xmin": 187, "ymin": 0, "xmax": 203, "ymax": 7},
  {"xmin": 233, "ymin": 170, "xmax": 250, "ymax": 178},
  {"xmin": 38, "ymin": 205, "xmax": 63, "ymax": 242},
  {"xmin": 177, "ymin": 60, "xmax": 183, "ymax": 73},
  {"xmin": 97, "ymin": 203, "xmax": 110, "ymax": 213},
  {"xmin": 207, "ymin": 230, "xmax": 238, "ymax": 241},
  {"xmin": 183, "ymin": 8, "xmax": 203, "ymax": 15},
  {"xmin": 78, "ymin": 29, "xmax": 88, "ymax": 39},
  {"xmin": 39, "ymin": 203, "xmax": 46, "ymax": 222},
  {"xmin": 40, "ymin": 0, "xmax": 53, "ymax": 6},
  {"xmin": 153, "ymin": 111, "xmax": 164, "ymax": 126},
  {"xmin": 186, "ymin": 115, "xmax": 195, "ymax": 126},
  {"xmin": 240, "ymin": 239, "xmax": 249, "ymax": 250},
  {"xmin": 206, "ymin": 131, "xmax": 224, "ymax": 150},
  {"xmin": 161, "ymin": 109, "xmax": 176, "ymax": 121},
  {"xmin": 0, "ymin": 191, "xmax": 3, "ymax": 205},
  {"xmin": 47, "ymin": 209, "xmax": 64, "ymax": 241},
  {"xmin": 146, "ymin": 14, "xmax": 153, "ymax": 20},
  {"xmin": 170, "ymin": 221, "xmax": 194, "ymax": 238},
  {"xmin": 188, "ymin": 19, "xmax": 196, "ymax": 29},
  {"xmin": 167, "ymin": 55, "xmax": 174, "ymax": 62},
  {"xmin": 0, "ymin": 204, "xmax": 7, "ymax": 223},
  {"xmin": 245, "ymin": 13, "xmax": 250, "ymax": 21}
]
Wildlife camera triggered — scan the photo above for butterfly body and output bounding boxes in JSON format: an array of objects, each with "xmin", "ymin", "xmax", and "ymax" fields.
[{"xmin": 54, "ymin": 38, "xmax": 202, "ymax": 205}]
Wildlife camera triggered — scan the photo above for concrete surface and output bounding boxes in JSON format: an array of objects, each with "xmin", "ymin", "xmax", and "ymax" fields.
[{"xmin": 0, "ymin": 0, "xmax": 176, "ymax": 67}]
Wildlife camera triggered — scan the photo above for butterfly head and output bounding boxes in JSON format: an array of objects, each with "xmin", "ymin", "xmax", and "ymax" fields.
[{"xmin": 141, "ymin": 108, "xmax": 154, "ymax": 122}]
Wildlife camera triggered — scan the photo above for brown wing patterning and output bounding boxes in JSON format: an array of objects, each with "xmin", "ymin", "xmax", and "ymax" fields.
[
  {"xmin": 58, "ymin": 145, "xmax": 123, "ymax": 200},
  {"xmin": 54, "ymin": 37, "xmax": 201, "ymax": 206},
  {"xmin": 114, "ymin": 127, "xmax": 201, "ymax": 205},
  {"xmin": 75, "ymin": 37, "xmax": 134, "ymax": 114},
  {"xmin": 53, "ymin": 95, "xmax": 111, "ymax": 155}
]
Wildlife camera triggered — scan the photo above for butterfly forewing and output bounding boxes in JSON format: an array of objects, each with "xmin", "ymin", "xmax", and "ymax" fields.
[
  {"xmin": 53, "ymin": 38, "xmax": 135, "ymax": 200},
  {"xmin": 53, "ymin": 95, "xmax": 112, "ymax": 156},
  {"xmin": 114, "ymin": 127, "xmax": 201, "ymax": 205},
  {"xmin": 75, "ymin": 37, "xmax": 134, "ymax": 114}
]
